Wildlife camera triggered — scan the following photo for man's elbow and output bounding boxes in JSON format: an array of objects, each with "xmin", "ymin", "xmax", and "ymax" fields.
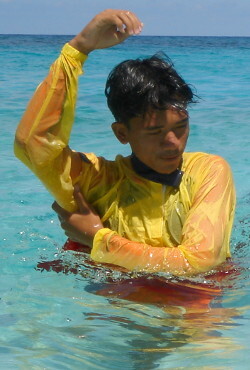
[
  {"xmin": 179, "ymin": 246, "xmax": 225, "ymax": 275},
  {"xmin": 14, "ymin": 129, "xmax": 38, "ymax": 169},
  {"xmin": 186, "ymin": 253, "xmax": 224, "ymax": 275},
  {"xmin": 14, "ymin": 132, "xmax": 27, "ymax": 159}
]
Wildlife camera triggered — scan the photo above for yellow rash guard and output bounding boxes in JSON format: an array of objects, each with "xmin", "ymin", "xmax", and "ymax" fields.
[{"xmin": 14, "ymin": 43, "xmax": 236, "ymax": 276}]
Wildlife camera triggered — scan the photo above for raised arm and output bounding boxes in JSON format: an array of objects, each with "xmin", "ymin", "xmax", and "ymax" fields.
[
  {"xmin": 14, "ymin": 42, "xmax": 86, "ymax": 211},
  {"xmin": 14, "ymin": 10, "xmax": 143, "ymax": 212}
]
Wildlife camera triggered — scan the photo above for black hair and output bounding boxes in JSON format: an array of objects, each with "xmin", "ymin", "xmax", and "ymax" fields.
[{"xmin": 105, "ymin": 53, "xmax": 196, "ymax": 125}]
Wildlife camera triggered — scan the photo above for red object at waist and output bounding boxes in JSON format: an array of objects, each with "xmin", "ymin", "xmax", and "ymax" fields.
[
  {"xmin": 63, "ymin": 239, "xmax": 91, "ymax": 253},
  {"xmin": 37, "ymin": 239, "xmax": 239, "ymax": 310}
]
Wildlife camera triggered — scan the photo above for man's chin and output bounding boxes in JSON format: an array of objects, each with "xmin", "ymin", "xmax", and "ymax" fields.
[
  {"xmin": 149, "ymin": 164, "xmax": 178, "ymax": 174},
  {"xmin": 157, "ymin": 168, "xmax": 178, "ymax": 175},
  {"xmin": 155, "ymin": 158, "xmax": 182, "ymax": 174}
]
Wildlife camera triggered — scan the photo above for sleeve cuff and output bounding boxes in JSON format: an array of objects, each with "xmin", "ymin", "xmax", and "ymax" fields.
[
  {"xmin": 61, "ymin": 43, "xmax": 88, "ymax": 63},
  {"xmin": 90, "ymin": 228, "xmax": 117, "ymax": 262}
]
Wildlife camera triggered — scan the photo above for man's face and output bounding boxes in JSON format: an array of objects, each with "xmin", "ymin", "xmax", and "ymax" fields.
[{"xmin": 126, "ymin": 108, "xmax": 189, "ymax": 174}]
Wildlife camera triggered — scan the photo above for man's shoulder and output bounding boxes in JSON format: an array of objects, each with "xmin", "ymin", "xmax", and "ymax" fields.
[
  {"xmin": 183, "ymin": 152, "xmax": 229, "ymax": 169},
  {"xmin": 79, "ymin": 152, "xmax": 130, "ymax": 172},
  {"xmin": 183, "ymin": 152, "xmax": 232, "ymax": 185},
  {"xmin": 184, "ymin": 151, "xmax": 221, "ymax": 160}
]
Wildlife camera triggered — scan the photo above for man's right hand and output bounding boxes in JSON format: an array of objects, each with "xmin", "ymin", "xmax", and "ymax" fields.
[
  {"xmin": 52, "ymin": 185, "xmax": 103, "ymax": 248},
  {"xmin": 69, "ymin": 9, "xmax": 143, "ymax": 55}
]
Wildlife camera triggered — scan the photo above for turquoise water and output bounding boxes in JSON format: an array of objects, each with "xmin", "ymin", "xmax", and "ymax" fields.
[{"xmin": 0, "ymin": 34, "xmax": 250, "ymax": 368}]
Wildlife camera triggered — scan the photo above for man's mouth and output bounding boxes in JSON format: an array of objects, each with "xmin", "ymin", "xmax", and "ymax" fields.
[{"xmin": 159, "ymin": 153, "xmax": 180, "ymax": 160}]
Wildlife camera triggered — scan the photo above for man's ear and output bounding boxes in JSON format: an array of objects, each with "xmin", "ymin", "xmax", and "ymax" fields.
[{"xmin": 111, "ymin": 122, "xmax": 129, "ymax": 144}]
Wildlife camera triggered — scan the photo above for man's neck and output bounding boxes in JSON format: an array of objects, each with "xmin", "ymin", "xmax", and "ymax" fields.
[{"xmin": 130, "ymin": 153, "xmax": 184, "ymax": 187}]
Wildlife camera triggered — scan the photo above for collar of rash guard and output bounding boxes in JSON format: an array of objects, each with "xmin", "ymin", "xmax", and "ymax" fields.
[{"xmin": 130, "ymin": 153, "xmax": 184, "ymax": 187}]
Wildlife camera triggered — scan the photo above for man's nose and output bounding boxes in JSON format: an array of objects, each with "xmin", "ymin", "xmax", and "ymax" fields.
[{"xmin": 161, "ymin": 130, "xmax": 178, "ymax": 146}]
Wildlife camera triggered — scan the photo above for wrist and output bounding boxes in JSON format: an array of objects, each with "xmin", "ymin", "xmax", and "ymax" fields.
[
  {"xmin": 69, "ymin": 36, "xmax": 94, "ymax": 55},
  {"xmin": 92, "ymin": 228, "xmax": 116, "ymax": 249}
]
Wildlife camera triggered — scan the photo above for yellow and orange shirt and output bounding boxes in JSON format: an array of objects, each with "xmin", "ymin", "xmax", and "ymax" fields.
[{"xmin": 15, "ymin": 43, "xmax": 236, "ymax": 276}]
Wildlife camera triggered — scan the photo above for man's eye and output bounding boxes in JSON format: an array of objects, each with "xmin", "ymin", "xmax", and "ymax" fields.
[
  {"xmin": 176, "ymin": 123, "xmax": 188, "ymax": 129},
  {"xmin": 147, "ymin": 129, "xmax": 161, "ymax": 135}
]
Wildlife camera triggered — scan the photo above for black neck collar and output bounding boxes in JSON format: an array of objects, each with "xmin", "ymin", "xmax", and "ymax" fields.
[{"xmin": 130, "ymin": 153, "xmax": 184, "ymax": 187}]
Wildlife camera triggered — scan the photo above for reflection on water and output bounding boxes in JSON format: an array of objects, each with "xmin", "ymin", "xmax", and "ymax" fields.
[{"xmin": 81, "ymin": 286, "xmax": 243, "ymax": 369}]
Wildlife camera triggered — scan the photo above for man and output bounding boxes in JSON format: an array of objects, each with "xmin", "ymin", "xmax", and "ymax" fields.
[{"xmin": 14, "ymin": 9, "xmax": 236, "ymax": 276}]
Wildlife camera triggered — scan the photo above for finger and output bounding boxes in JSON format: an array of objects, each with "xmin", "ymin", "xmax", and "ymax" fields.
[
  {"xmin": 129, "ymin": 12, "xmax": 144, "ymax": 34},
  {"xmin": 64, "ymin": 231, "xmax": 78, "ymax": 241},
  {"xmin": 52, "ymin": 201, "xmax": 70, "ymax": 219},
  {"xmin": 73, "ymin": 185, "xmax": 91, "ymax": 214},
  {"xmin": 113, "ymin": 16, "xmax": 126, "ymax": 34},
  {"xmin": 117, "ymin": 12, "xmax": 134, "ymax": 35},
  {"xmin": 60, "ymin": 219, "xmax": 74, "ymax": 231},
  {"xmin": 57, "ymin": 214, "xmax": 64, "ymax": 222},
  {"xmin": 124, "ymin": 11, "xmax": 143, "ymax": 34},
  {"xmin": 110, "ymin": 12, "xmax": 133, "ymax": 35},
  {"xmin": 117, "ymin": 11, "xmax": 143, "ymax": 35},
  {"xmin": 65, "ymin": 231, "xmax": 89, "ymax": 246}
]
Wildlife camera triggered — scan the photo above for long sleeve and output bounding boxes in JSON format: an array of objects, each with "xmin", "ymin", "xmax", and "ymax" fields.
[
  {"xmin": 14, "ymin": 43, "xmax": 87, "ymax": 211},
  {"xmin": 91, "ymin": 156, "xmax": 236, "ymax": 276}
]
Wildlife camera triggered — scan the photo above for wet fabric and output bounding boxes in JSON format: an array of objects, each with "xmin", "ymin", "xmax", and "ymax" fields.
[{"xmin": 15, "ymin": 43, "xmax": 236, "ymax": 276}]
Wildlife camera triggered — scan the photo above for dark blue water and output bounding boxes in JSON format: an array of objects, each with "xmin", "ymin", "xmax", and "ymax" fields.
[{"xmin": 0, "ymin": 35, "xmax": 249, "ymax": 368}]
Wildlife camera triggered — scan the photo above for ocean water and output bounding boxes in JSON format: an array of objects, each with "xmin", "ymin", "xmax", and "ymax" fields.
[{"xmin": 0, "ymin": 34, "xmax": 250, "ymax": 369}]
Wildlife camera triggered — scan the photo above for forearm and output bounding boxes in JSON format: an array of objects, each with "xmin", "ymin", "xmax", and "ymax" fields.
[{"xmin": 91, "ymin": 229, "xmax": 196, "ymax": 276}]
